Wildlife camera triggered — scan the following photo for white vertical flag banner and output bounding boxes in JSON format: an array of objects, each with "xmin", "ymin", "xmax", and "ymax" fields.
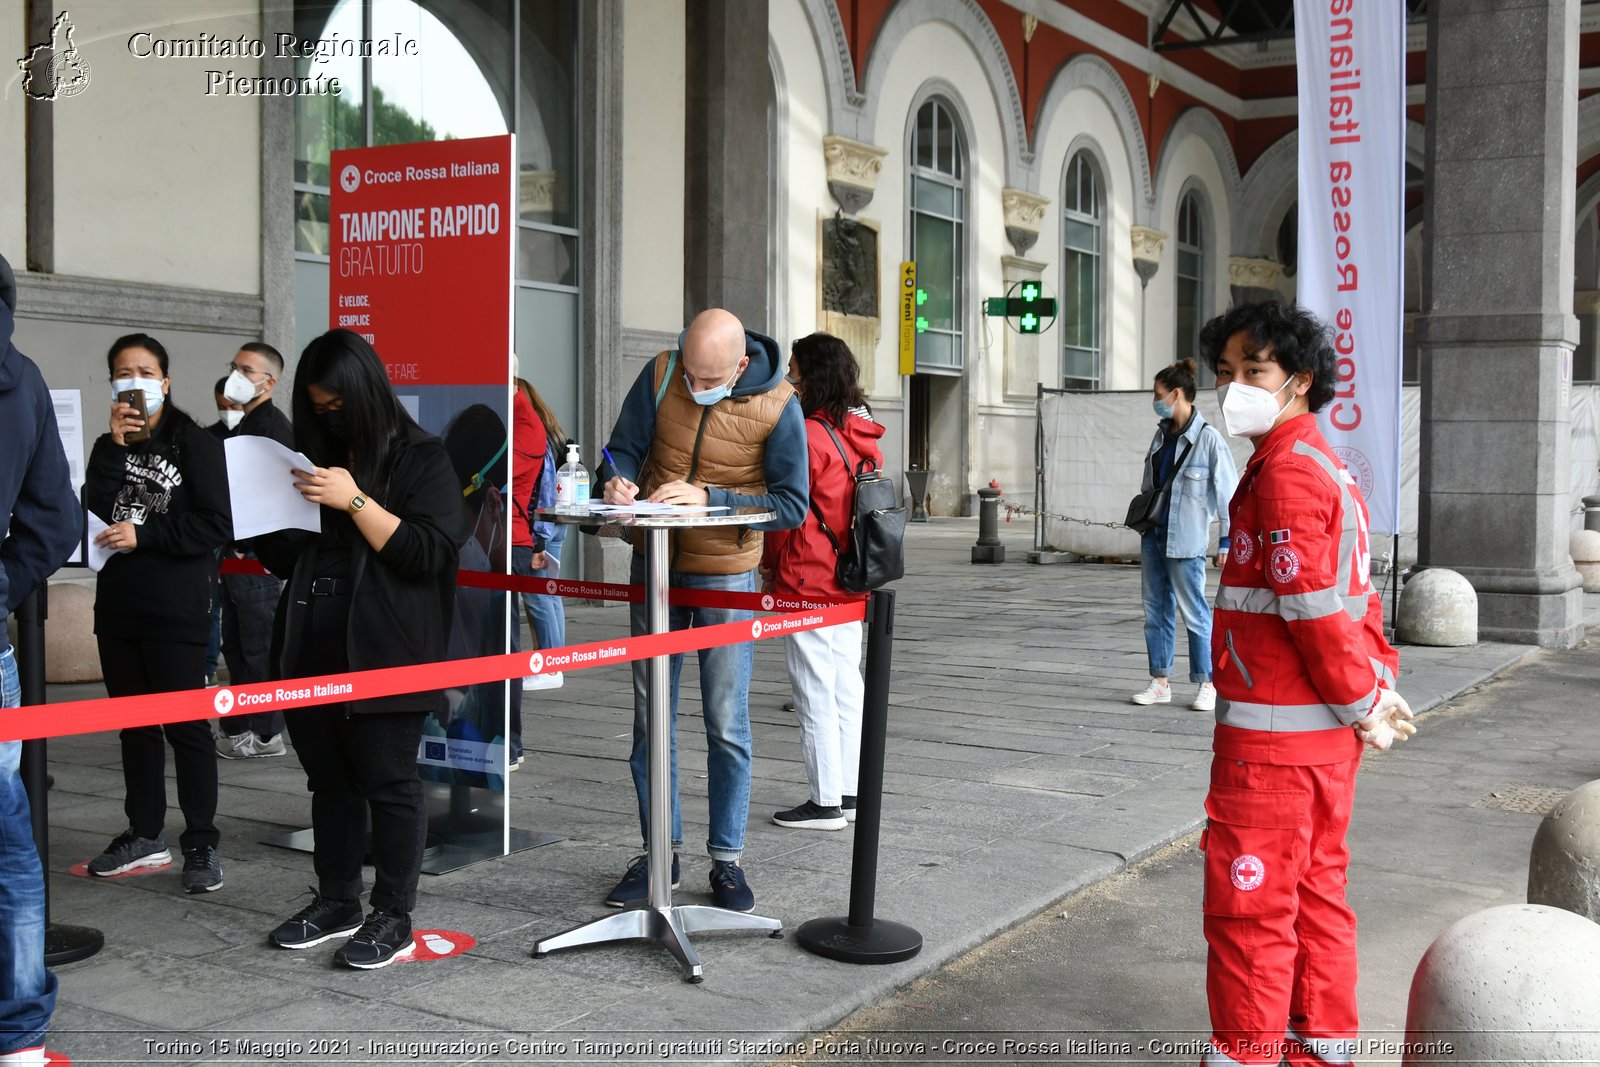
[{"xmin": 1294, "ymin": 0, "xmax": 1406, "ymax": 535}]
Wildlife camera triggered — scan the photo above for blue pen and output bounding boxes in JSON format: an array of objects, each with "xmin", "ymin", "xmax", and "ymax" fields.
[{"xmin": 600, "ymin": 446, "xmax": 618, "ymax": 478}]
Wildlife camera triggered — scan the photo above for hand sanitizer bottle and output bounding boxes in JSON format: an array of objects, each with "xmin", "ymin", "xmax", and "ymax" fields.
[{"xmin": 554, "ymin": 442, "xmax": 589, "ymax": 512}]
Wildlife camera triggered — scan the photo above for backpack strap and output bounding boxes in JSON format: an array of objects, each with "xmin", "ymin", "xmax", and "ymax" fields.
[
  {"xmin": 653, "ymin": 351, "xmax": 679, "ymax": 410},
  {"xmin": 809, "ymin": 497, "xmax": 843, "ymax": 557},
  {"xmin": 808, "ymin": 416, "xmax": 856, "ymax": 557}
]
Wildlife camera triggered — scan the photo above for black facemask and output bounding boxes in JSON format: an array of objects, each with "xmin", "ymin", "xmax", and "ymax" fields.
[{"xmin": 318, "ymin": 410, "xmax": 347, "ymax": 440}]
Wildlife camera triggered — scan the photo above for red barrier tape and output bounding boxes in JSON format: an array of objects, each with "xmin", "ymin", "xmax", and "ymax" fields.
[
  {"xmin": 221, "ymin": 557, "xmax": 856, "ymax": 613},
  {"xmin": 0, "ymin": 601, "xmax": 868, "ymax": 744}
]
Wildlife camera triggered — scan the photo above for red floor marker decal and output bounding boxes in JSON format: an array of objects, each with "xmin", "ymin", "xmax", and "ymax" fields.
[
  {"xmin": 45, "ymin": 1052, "xmax": 72, "ymax": 1065},
  {"xmin": 69, "ymin": 860, "xmax": 170, "ymax": 879},
  {"xmin": 395, "ymin": 929, "xmax": 475, "ymax": 963}
]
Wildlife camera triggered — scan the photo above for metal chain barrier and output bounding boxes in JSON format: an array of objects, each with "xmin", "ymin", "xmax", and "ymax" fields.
[{"xmin": 997, "ymin": 497, "xmax": 1131, "ymax": 532}]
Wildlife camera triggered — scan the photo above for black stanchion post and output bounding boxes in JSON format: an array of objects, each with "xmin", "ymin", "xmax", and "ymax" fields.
[
  {"xmin": 14, "ymin": 586, "xmax": 105, "ymax": 966},
  {"xmin": 796, "ymin": 589, "xmax": 922, "ymax": 963}
]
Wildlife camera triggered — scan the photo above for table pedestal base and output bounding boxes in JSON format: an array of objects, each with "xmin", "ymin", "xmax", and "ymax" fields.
[{"xmin": 532, "ymin": 903, "xmax": 782, "ymax": 982}]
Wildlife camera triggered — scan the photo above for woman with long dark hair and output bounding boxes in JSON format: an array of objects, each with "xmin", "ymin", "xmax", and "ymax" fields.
[
  {"xmin": 254, "ymin": 329, "xmax": 467, "ymax": 969},
  {"xmin": 760, "ymin": 332, "xmax": 884, "ymax": 830},
  {"xmin": 85, "ymin": 333, "xmax": 231, "ymax": 891}
]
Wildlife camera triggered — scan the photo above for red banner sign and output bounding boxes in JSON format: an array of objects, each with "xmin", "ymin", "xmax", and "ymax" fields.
[{"xmin": 329, "ymin": 134, "xmax": 514, "ymax": 386}]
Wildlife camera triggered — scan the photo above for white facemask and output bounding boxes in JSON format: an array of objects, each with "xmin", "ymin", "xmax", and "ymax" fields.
[
  {"xmin": 111, "ymin": 376, "xmax": 164, "ymax": 416},
  {"xmin": 218, "ymin": 408, "xmax": 245, "ymax": 431},
  {"xmin": 1218, "ymin": 376, "xmax": 1296, "ymax": 438},
  {"xmin": 223, "ymin": 368, "xmax": 264, "ymax": 405}
]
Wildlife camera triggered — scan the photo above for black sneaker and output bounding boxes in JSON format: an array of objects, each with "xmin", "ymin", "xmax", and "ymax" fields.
[
  {"xmin": 842, "ymin": 795, "xmax": 857, "ymax": 823},
  {"xmin": 772, "ymin": 800, "xmax": 848, "ymax": 830},
  {"xmin": 181, "ymin": 846, "xmax": 224, "ymax": 893},
  {"xmin": 603, "ymin": 853, "xmax": 680, "ymax": 907},
  {"xmin": 87, "ymin": 829, "xmax": 170, "ymax": 876},
  {"xmin": 709, "ymin": 860, "xmax": 754, "ymax": 913},
  {"xmin": 333, "ymin": 907, "xmax": 415, "ymax": 970},
  {"xmin": 269, "ymin": 889, "xmax": 364, "ymax": 949}
]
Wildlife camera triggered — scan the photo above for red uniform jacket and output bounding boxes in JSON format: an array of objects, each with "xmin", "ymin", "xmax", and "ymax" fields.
[
  {"xmin": 762, "ymin": 410, "xmax": 885, "ymax": 602},
  {"xmin": 509, "ymin": 390, "xmax": 546, "ymax": 550},
  {"xmin": 1212, "ymin": 414, "xmax": 1399, "ymax": 765}
]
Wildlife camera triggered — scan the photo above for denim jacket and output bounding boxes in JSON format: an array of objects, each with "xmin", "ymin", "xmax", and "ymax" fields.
[{"xmin": 1140, "ymin": 407, "xmax": 1238, "ymax": 559}]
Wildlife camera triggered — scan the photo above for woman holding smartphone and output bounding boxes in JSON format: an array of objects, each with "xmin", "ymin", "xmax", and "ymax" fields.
[
  {"xmin": 85, "ymin": 333, "xmax": 232, "ymax": 892},
  {"xmin": 254, "ymin": 329, "xmax": 467, "ymax": 970}
]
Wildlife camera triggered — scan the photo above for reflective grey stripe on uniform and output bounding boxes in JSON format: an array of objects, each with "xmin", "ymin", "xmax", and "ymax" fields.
[
  {"xmin": 1370, "ymin": 657, "xmax": 1396, "ymax": 687},
  {"xmin": 1201, "ymin": 1043, "xmax": 1254, "ymax": 1067},
  {"xmin": 1287, "ymin": 1028, "xmax": 1356, "ymax": 1066},
  {"xmin": 1333, "ymin": 684, "xmax": 1380, "ymax": 724},
  {"xmin": 1217, "ymin": 584, "xmax": 1367, "ymax": 623},
  {"xmin": 1216, "ymin": 584, "xmax": 1280, "ymax": 614},
  {"xmin": 1217, "ymin": 697, "xmax": 1347, "ymax": 732},
  {"xmin": 1290, "ymin": 440, "xmax": 1366, "ymax": 623}
]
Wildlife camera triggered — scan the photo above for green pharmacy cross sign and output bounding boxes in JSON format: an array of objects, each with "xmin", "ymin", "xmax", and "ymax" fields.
[{"xmin": 985, "ymin": 280, "xmax": 1058, "ymax": 335}]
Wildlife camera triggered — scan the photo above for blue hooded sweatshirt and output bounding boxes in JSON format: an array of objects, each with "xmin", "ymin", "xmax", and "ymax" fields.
[
  {"xmin": 0, "ymin": 265, "xmax": 82, "ymax": 653},
  {"xmin": 601, "ymin": 327, "xmax": 809, "ymax": 533}
]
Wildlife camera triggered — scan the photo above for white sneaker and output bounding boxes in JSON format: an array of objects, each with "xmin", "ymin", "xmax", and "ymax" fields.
[
  {"xmin": 523, "ymin": 672, "xmax": 564, "ymax": 691},
  {"xmin": 1131, "ymin": 680, "xmax": 1171, "ymax": 706},
  {"xmin": 1191, "ymin": 684, "xmax": 1217, "ymax": 712}
]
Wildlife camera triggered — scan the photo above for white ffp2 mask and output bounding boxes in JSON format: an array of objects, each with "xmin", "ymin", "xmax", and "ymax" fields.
[{"xmin": 1217, "ymin": 377, "xmax": 1296, "ymax": 438}]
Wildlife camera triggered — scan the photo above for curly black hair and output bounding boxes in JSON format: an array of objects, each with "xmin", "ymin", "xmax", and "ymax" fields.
[{"xmin": 1197, "ymin": 301, "xmax": 1337, "ymax": 413}]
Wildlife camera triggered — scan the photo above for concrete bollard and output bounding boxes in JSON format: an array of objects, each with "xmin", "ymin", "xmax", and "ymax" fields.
[
  {"xmin": 1396, "ymin": 568, "xmax": 1477, "ymax": 646},
  {"xmin": 1570, "ymin": 530, "xmax": 1600, "ymax": 593},
  {"xmin": 1528, "ymin": 779, "xmax": 1600, "ymax": 922},
  {"xmin": 972, "ymin": 482, "xmax": 1004, "ymax": 564},
  {"xmin": 44, "ymin": 582, "xmax": 102, "ymax": 684},
  {"xmin": 1584, "ymin": 494, "xmax": 1600, "ymax": 534},
  {"xmin": 1403, "ymin": 904, "xmax": 1600, "ymax": 1065}
]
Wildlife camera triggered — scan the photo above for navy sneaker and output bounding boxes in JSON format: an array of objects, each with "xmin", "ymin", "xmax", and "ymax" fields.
[
  {"xmin": 604, "ymin": 853, "xmax": 680, "ymax": 907},
  {"xmin": 772, "ymin": 800, "xmax": 848, "ymax": 830},
  {"xmin": 709, "ymin": 860, "xmax": 754, "ymax": 913}
]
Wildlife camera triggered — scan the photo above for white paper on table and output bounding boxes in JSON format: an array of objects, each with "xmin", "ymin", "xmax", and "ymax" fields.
[
  {"xmin": 585, "ymin": 502, "xmax": 730, "ymax": 515},
  {"xmin": 85, "ymin": 511, "xmax": 115, "ymax": 572},
  {"xmin": 224, "ymin": 435, "xmax": 323, "ymax": 540}
]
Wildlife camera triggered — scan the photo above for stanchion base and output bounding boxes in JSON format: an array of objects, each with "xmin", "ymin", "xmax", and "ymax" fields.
[
  {"xmin": 45, "ymin": 923, "xmax": 105, "ymax": 967},
  {"xmin": 795, "ymin": 916, "xmax": 922, "ymax": 964}
]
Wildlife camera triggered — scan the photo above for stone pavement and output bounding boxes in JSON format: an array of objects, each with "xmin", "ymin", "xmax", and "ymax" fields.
[
  {"xmin": 31, "ymin": 517, "xmax": 1598, "ymax": 1064},
  {"xmin": 787, "ymin": 632, "xmax": 1600, "ymax": 1066}
]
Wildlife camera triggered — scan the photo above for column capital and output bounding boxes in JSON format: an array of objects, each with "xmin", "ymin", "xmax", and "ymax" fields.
[
  {"xmin": 823, "ymin": 134, "xmax": 888, "ymax": 215},
  {"xmin": 1228, "ymin": 256, "xmax": 1284, "ymax": 291},
  {"xmin": 1002, "ymin": 187, "xmax": 1050, "ymax": 256},
  {"xmin": 1130, "ymin": 226, "xmax": 1167, "ymax": 288}
]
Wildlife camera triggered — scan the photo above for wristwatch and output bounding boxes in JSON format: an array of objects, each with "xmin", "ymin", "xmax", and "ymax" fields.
[{"xmin": 348, "ymin": 493, "xmax": 368, "ymax": 515}]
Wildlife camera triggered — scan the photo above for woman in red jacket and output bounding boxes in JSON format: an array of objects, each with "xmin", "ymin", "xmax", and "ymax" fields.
[{"xmin": 761, "ymin": 332, "xmax": 884, "ymax": 831}]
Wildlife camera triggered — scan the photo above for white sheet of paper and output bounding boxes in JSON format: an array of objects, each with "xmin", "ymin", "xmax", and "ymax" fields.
[
  {"xmin": 85, "ymin": 511, "xmax": 115, "ymax": 573},
  {"xmin": 224, "ymin": 435, "xmax": 323, "ymax": 540},
  {"xmin": 584, "ymin": 502, "xmax": 730, "ymax": 515}
]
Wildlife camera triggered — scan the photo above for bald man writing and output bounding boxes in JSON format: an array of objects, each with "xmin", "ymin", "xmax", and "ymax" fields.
[{"xmin": 599, "ymin": 309, "xmax": 808, "ymax": 912}]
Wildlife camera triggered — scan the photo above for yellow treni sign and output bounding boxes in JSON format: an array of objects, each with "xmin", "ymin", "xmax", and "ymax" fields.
[{"xmin": 898, "ymin": 261, "xmax": 916, "ymax": 375}]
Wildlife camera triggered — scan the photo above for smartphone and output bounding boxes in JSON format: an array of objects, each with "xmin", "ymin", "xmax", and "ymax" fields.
[{"xmin": 117, "ymin": 389, "xmax": 150, "ymax": 444}]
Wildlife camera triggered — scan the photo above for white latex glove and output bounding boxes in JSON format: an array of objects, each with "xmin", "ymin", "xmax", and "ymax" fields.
[{"xmin": 1353, "ymin": 688, "xmax": 1417, "ymax": 751}]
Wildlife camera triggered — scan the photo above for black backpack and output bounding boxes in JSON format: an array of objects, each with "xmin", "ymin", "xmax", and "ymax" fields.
[{"xmin": 809, "ymin": 417, "xmax": 907, "ymax": 592}]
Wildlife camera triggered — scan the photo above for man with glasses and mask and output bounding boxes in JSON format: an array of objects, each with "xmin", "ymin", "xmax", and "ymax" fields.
[
  {"xmin": 213, "ymin": 343, "xmax": 295, "ymax": 759},
  {"xmin": 597, "ymin": 308, "xmax": 808, "ymax": 913},
  {"xmin": 1198, "ymin": 301, "xmax": 1417, "ymax": 1067}
]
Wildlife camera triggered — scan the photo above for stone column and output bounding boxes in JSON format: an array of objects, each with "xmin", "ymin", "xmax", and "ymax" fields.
[
  {"xmin": 683, "ymin": 0, "xmax": 770, "ymax": 329},
  {"xmin": 1416, "ymin": 0, "xmax": 1584, "ymax": 647}
]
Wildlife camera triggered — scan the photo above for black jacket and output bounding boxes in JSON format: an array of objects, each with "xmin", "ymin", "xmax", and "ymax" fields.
[
  {"xmin": 0, "ymin": 300, "xmax": 80, "ymax": 634},
  {"xmin": 256, "ymin": 425, "xmax": 470, "ymax": 716},
  {"xmin": 86, "ymin": 405, "xmax": 232, "ymax": 644},
  {"xmin": 237, "ymin": 399, "xmax": 294, "ymax": 448}
]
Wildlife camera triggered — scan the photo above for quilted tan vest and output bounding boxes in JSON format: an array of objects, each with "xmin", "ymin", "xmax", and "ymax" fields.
[{"xmin": 634, "ymin": 350, "xmax": 796, "ymax": 574}]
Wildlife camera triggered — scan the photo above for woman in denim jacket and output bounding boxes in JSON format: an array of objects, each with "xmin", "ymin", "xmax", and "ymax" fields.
[{"xmin": 1132, "ymin": 358, "xmax": 1238, "ymax": 711}]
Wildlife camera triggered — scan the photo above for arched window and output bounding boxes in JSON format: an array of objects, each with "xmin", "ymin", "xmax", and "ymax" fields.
[
  {"xmin": 1175, "ymin": 189, "xmax": 1207, "ymax": 381},
  {"xmin": 1061, "ymin": 150, "xmax": 1103, "ymax": 391},
  {"xmin": 909, "ymin": 98, "xmax": 965, "ymax": 371}
]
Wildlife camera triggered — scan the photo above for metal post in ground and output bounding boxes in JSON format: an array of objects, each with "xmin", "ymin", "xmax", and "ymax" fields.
[
  {"xmin": 972, "ymin": 482, "xmax": 1005, "ymax": 564},
  {"xmin": 796, "ymin": 590, "xmax": 922, "ymax": 964},
  {"xmin": 15, "ymin": 586, "xmax": 105, "ymax": 966}
]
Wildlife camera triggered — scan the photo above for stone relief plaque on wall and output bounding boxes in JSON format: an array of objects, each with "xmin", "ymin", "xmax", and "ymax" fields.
[{"xmin": 821, "ymin": 216, "xmax": 880, "ymax": 320}]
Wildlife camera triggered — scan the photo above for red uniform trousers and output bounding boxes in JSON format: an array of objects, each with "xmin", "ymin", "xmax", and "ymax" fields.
[{"xmin": 1201, "ymin": 752, "xmax": 1362, "ymax": 1067}]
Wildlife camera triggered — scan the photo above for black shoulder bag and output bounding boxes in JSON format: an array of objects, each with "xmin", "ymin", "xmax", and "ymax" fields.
[
  {"xmin": 809, "ymin": 419, "xmax": 907, "ymax": 592},
  {"xmin": 1124, "ymin": 436, "xmax": 1194, "ymax": 535}
]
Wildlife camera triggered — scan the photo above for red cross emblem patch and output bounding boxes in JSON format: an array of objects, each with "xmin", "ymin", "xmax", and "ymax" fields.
[{"xmin": 1230, "ymin": 854, "xmax": 1265, "ymax": 891}]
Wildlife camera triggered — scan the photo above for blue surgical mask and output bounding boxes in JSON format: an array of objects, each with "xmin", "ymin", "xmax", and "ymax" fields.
[
  {"xmin": 686, "ymin": 370, "xmax": 737, "ymax": 407},
  {"xmin": 112, "ymin": 376, "xmax": 165, "ymax": 416},
  {"xmin": 1153, "ymin": 398, "xmax": 1174, "ymax": 420}
]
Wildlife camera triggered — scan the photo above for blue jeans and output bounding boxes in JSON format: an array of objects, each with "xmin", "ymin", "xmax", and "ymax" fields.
[
  {"xmin": 627, "ymin": 557, "xmax": 754, "ymax": 862},
  {"xmin": 1140, "ymin": 534, "xmax": 1213, "ymax": 683},
  {"xmin": 529, "ymin": 524, "xmax": 567, "ymax": 651},
  {"xmin": 0, "ymin": 646, "xmax": 56, "ymax": 1055}
]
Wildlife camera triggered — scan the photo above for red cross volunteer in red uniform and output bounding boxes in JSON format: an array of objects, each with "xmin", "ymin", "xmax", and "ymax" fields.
[{"xmin": 1199, "ymin": 302, "xmax": 1417, "ymax": 1067}]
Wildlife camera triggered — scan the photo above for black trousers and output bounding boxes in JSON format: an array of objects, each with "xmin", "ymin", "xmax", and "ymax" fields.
[
  {"xmin": 96, "ymin": 635, "xmax": 219, "ymax": 852},
  {"xmin": 219, "ymin": 569, "xmax": 284, "ymax": 740},
  {"xmin": 285, "ymin": 591, "xmax": 427, "ymax": 913}
]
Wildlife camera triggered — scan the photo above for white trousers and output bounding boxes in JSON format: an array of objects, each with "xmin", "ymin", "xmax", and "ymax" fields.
[{"xmin": 784, "ymin": 620, "xmax": 865, "ymax": 807}]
